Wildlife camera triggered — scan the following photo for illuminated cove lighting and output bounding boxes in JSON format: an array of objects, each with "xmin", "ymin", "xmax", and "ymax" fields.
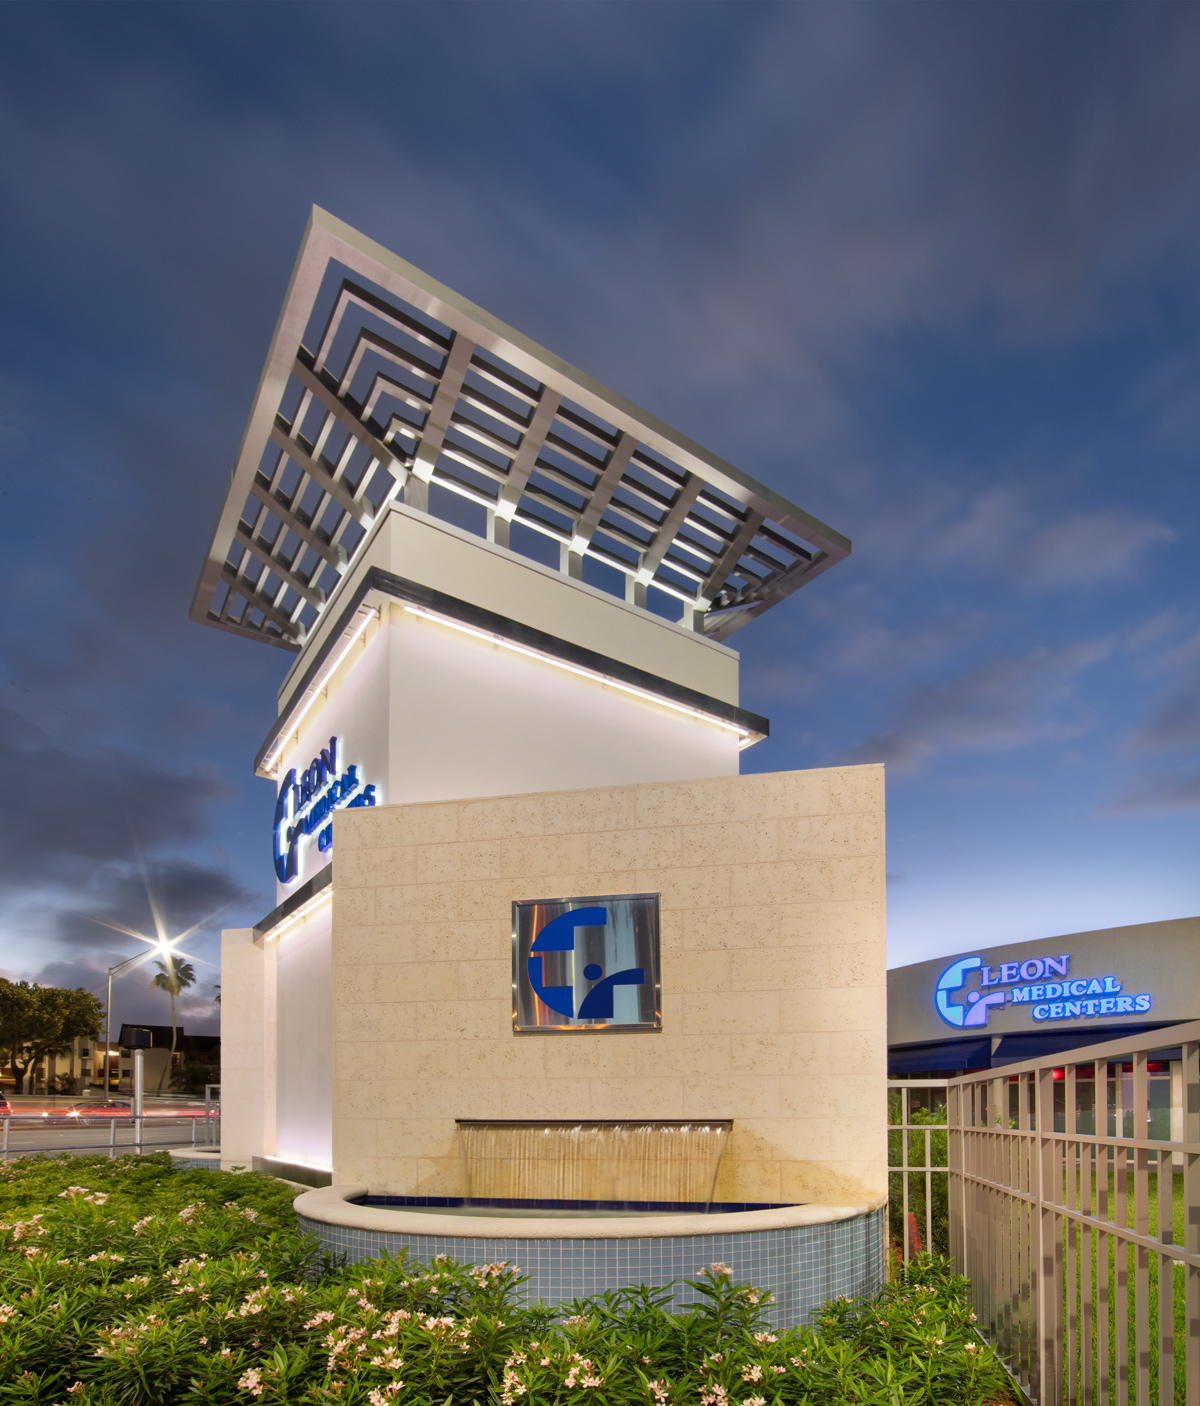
[
  {"xmin": 263, "ymin": 888, "xmax": 333, "ymax": 945},
  {"xmin": 262, "ymin": 607, "xmax": 378, "ymax": 778},
  {"xmin": 401, "ymin": 604, "xmax": 757, "ymax": 748},
  {"xmin": 270, "ymin": 1156, "xmax": 334, "ymax": 1175}
]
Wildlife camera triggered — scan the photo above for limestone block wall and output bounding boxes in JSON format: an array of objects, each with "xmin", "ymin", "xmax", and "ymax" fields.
[{"xmin": 330, "ymin": 765, "xmax": 886, "ymax": 1205}]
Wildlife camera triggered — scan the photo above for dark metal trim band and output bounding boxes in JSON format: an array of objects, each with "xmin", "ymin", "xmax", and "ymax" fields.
[{"xmin": 253, "ymin": 863, "xmax": 333, "ymax": 941}]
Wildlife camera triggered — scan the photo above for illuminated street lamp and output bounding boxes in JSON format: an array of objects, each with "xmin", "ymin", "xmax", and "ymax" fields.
[
  {"xmin": 102, "ymin": 948, "xmax": 159, "ymax": 1094},
  {"xmin": 99, "ymin": 932, "xmax": 201, "ymax": 1094}
]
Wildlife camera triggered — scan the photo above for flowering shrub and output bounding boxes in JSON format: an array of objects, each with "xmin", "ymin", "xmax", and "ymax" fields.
[{"xmin": 0, "ymin": 1153, "xmax": 1014, "ymax": 1405}]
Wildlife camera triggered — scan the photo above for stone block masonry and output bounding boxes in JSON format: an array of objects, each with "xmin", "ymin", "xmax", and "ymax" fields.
[{"xmin": 329, "ymin": 764, "xmax": 886, "ymax": 1208}]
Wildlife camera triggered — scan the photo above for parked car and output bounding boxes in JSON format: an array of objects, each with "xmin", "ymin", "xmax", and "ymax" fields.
[{"xmin": 0, "ymin": 1095, "xmax": 11, "ymax": 1118}]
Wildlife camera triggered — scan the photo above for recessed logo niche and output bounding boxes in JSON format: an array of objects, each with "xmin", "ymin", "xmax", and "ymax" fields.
[{"xmin": 512, "ymin": 894, "xmax": 661, "ymax": 1033}]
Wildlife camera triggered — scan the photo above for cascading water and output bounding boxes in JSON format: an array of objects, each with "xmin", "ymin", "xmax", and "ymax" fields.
[{"xmin": 455, "ymin": 1119, "xmax": 732, "ymax": 1210}]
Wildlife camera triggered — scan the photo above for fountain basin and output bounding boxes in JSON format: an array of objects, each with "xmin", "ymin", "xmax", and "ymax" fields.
[{"xmin": 294, "ymin": 1185, "xmax": 886, "ymax": 1327}]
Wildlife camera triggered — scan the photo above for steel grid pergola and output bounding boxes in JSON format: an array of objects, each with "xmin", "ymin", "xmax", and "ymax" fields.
[{"xmin": 191, "ymin": 208, "xmax": 850, "ymax": 653}]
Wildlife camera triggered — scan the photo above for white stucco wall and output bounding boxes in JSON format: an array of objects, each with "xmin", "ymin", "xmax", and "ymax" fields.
[
  {"xmin": 218, "ymin": 928, "xmax": 275, "ymax": 1170},
  {"xmin": 275, "ymin": 605, "xmax": 742, "ymax": 898},
  {"xmin": 274, "ymin": 909, "xmax": 333, "ymax": 1168}
]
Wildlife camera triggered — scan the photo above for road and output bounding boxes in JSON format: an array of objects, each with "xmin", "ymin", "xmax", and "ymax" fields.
[{"xmin": 1, "ymin": 1105, "xmax": 219, "ymax": 1159}]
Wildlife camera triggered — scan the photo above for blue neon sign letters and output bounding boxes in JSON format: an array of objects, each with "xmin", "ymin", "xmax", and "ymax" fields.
[
  {"xmin": 934, "ymin": 951, "xmax": 1152, "ymax": 1028},
  {"xmin": 273, "ymin": 736, "xmax": 377, "ymax": 884}
]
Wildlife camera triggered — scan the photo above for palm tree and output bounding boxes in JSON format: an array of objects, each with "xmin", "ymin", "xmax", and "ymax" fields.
[{"xmin": 150, "ymin": 957, "xmax": 195, "ymax": 1092}]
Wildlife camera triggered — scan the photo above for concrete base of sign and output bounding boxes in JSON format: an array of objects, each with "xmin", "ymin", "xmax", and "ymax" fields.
[
  {"xmin": 294, "ymin": 1183, "xmax": 887, "ymax": 1328},
  {"xmin": 167, "ymin": 1149, "xmax": 222, "ymax": 1171}
]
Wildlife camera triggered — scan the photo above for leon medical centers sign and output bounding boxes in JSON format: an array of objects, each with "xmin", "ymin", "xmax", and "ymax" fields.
[
  {"xmin": 934, "ymin": 951, "xmax": 1151, "ymax": 1029},
  {"xmin": 273, "ymin": 736, "xmax": 378, "ymax": 885},
  {"xmin": 886, "ymin": 918, "xmax": 1200, "ymax": 1051}
]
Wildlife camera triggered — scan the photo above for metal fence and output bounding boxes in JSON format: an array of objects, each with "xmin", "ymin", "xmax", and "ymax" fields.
[
  {"xmin": 1, "ymin": 1112, "xmax": 220, "ymax": 1161},
  {"xmin": 948, "ymin": 1021, "xmax": 1200, "ymax": 1406},
  {"xmin": 888, "ymin": 1080, "xmax": 949, "ymax": 1263}
]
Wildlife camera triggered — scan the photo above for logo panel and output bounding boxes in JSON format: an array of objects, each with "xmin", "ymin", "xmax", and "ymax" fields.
[
  {"xmin": 512, "ymin": 894, "xmax": 661, "ymax": 1033},
  {"xmin": 932, "ymin": 950, "xmax": 1152, "ymax": 1029}
]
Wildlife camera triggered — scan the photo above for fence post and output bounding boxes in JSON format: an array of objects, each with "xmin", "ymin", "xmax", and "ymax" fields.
[
  {"xmin": 132, "ymin": 1048, "xmax": 143, "ymax": 1157},
  {"xmin": 1130, "ymin": 1051, "xmax": 1150, "ymax": 1405},
  {"xmin": 901, "ymin": 1085, "xmax": 911, "ymax": 1264},
  {"xmin": 1017, "ymin": 1070, "xmax": 1032, "ymax": 1400},
  {"xmin": 1184, "ymin": 1039, "xmax": 1200, "ymax": 1405},
  {"xmin": 924, "ymin": 1124, "xmax": 933, "ymax": 1258},
  {"xmin": 1035, "ymin": 1064, "xmax": 1057, "ymax": 1406},
  {"xmin": 1064, "ymin": 1061, "xmax": 1077, "ymax": 1406}
]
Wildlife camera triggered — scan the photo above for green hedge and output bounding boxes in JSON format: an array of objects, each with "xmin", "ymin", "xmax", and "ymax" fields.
[{"xmin": 0, "ymin": 1153, "xmax": 1014, "ymax": 1405}]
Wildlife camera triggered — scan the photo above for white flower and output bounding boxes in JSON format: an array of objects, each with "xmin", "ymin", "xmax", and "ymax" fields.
[{"xmin": 237, "ymin": 1368, "xmax": 264, "ymax": 1397}]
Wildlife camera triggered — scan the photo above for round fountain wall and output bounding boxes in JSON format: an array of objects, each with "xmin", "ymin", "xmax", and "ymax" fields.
[{"xmin": 294, "ymin": 1121, "xmax": 886, "ymax": 1327}]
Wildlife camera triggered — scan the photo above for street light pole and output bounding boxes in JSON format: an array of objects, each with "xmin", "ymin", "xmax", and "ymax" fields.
[{"xmin": 103, "ymin": 951, "xmax": 156, "ymax": 1095}]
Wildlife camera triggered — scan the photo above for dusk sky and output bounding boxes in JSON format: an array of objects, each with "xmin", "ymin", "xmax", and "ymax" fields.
[{"xmin": 1, "ymin": 3, "xmax": 1198, "ymax": 1038}]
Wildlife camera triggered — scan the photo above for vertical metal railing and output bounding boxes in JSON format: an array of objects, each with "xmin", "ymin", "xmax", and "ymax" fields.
[
  {"xmin": 948, "ymin": 1021, "xmax": 1200, "ymax": 1406},
  {"xmin": 205, "ymin": 1084, "xmax": 221, "ymax": 1147},
  {"xmin": 888, "ymin": 1080, "xmax": 950, "ymax": 1263},
  {"xmin": 0, "ymin": 1113, "xmax": 220, "ymax": 1160}
]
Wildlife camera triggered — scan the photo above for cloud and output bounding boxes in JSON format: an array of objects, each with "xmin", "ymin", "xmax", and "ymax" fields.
[
  {"xmin": 825, "ymin": 614, "xmax": 985, "ymax": 677},
  {"xmin": 930, "ymin": 493, "xmax": 1173, "ymax": 589},
  {"xmin": 45, "ymin": 857, "xmax": 249, "ymax": 956},
  {"xmin": 1123, "ymin": 623, "xmax": 1200, "ymax": 758},
  {"xmin": 1025, "ymin": 511, "xmax": 1175, "ymax": 588},
  {"xmin": 1108, "ymin": 771, "xmax": 1200, "ymax": 815},
  {"xmin": 1129, "ymin": 678, "xmax": 1200, "ymax": 753},
  {"xmin": 848, "ymin": 640, "xmax": 1110, "ymax": 770},
  {"xmin": 931, "ymin": 491, "xmax": 1029, "ymax": 570},
  {"xmin": 0, "ymin": 703, "xmax": 232, "ymax": 889}
]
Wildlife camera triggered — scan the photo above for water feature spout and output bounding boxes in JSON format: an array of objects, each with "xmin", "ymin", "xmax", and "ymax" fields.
[{"xmin": 455, "ymin": 1119, "xmax": 732, "ymax": 1210}]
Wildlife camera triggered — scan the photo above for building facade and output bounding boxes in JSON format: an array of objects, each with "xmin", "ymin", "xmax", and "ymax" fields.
[{"xmin": 203, "ymin": 210, "xmax": 887, "ymax": 1226}]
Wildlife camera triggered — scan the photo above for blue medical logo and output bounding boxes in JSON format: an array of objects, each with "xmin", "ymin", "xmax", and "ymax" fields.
[
  {"xmin": 935, "ymin": 956, "xmax": 1006, "ymax": 1028},
  {"xmin": 528, "ymin": 907, "xmax": 645, "ymax": 1020},
  {"xmin": 513, "ymin": 893, "xmax": 660, "ymax": 1033}
]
